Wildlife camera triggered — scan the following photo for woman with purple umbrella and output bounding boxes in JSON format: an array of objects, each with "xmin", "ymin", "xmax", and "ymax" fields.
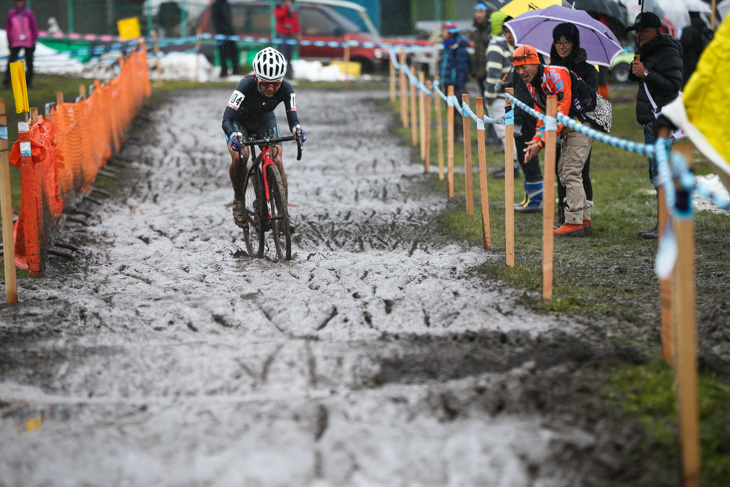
[{"xmin": 549, "ymin": 23, "xmax": 598, "ymax": 232}]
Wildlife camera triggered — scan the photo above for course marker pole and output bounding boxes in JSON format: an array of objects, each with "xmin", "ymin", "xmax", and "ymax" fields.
[
  {"xmin": 673, "ymin": 145, "xmax": 700, "ymax": 487},
  {"xmin": 418, "ymin": 70, "xmax": 426, "ymax": 161},
  {"xmin": 447, "ymin": 85, "xmax": 454, "ymax": 198},
  {"xmin": 0, "ymin": 99, "xmax": 17, "ymax": 304},
  {"xmin": 476, "ymin": 97, "xmax": 491, "ymax": 250},
  {"xmin": 425, "ymin": 81, "xmax": 432, "ymax": 174},
  {"xmin": 399, "ymin": 49, "xmax": 407, "ymax": 129},
  {"xmin": 343, "ymin": 34, "xmax": 350, "ymax": 85},
  {"xmin": 542, "ymin": 95, "xmax": 557, "ymax": 296},
  {"xmin": 389, "ymin": 52, "xmax": 396, "ymax": 102},
  {"xmin": 434, "ymin": 76, "xmax": 444, "ymax": 180},
  {"xmin": 410, "ymin": 66, "xmax": 418, "ymax": 148},
  {"xmin": 79, "ymin": 84, "xmax": 86, "ymax": 101},
  {"xmin": 462, "ymin": 94, "xmax": 474, "ymax": 216},
  {"xmin": 195, "ymin": 28, "xmax": 202, "ymax": 83},
  {"xmin": 505, "ymin": 88, "xmax": 515, "ymax": 268}
]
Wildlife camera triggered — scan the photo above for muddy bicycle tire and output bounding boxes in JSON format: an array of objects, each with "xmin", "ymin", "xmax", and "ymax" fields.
[
  {"xmin": 242, "ymin": 163, "xmax": 265, "ymax": 258},
  {"xmin": 268, "ymin": 165, "xmax": 291, "ymax": 261}
]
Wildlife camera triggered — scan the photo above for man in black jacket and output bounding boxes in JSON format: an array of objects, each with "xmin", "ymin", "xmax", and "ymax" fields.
[
  {"xmin": 628, "ymin": 12, "xmax": 682, "ymax": 238},
  {"xmin": 211, "ymin": 0, "xmax": 239, "ymax": 78}
]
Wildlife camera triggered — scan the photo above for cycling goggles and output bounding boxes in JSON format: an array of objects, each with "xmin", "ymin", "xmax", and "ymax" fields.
[{"xmin": 258, "ymin": 79, "xmax": 282, "ymax": 89}]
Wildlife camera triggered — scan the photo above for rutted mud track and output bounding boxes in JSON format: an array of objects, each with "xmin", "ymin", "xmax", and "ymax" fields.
[{"xmin": 0, "ymin": 89, "xmax": 671, "ymax": 486}]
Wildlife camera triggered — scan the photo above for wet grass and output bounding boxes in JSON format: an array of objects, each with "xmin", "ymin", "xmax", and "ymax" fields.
[
  {"xmin": 387, "ymin": 83, "xmax": 730, "ymax": 486},
  {"xmin": 606, "ymin": 359, "xmax": 730, "ymax": 486}
]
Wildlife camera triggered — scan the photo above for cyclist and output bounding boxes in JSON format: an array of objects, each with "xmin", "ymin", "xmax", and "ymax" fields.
[{"xmin": 222, "ymin": 46, "xmax": 305, "ymax": 227}]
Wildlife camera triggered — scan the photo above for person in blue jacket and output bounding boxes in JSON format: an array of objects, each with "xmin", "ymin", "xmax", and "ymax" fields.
[{"xmin": 439, "ymin": 22, "xmax": 472, "ymax": 141}]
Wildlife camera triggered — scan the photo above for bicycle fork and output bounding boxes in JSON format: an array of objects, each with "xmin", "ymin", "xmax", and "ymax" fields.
[{"xmin": 261, "ymin": 147, "xmax": 274, "ymax": 219}]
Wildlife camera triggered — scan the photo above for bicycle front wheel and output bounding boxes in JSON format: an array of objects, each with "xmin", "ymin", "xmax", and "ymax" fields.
[
  {"xmin": 268, "ymin": 165, "xmax": 291, "ymax": 261},
  {"xmin": 242, "ymin": 164, "xmax": 265, "ymax": 258}
]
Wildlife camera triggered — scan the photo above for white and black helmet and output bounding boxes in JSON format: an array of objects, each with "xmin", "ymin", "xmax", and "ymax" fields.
[{"xmin": 253, "ymin": 47, "xmax": 287, "ymax": 82}]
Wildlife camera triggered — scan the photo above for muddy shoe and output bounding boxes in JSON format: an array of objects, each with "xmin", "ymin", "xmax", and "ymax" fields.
[{"xmin": 232, "ymin": 198, "xmax": 246, "ymax": 228}]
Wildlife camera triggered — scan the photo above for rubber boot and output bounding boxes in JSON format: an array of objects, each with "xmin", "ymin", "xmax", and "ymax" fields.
[
  {"xmin": 514, "ymin": 181, "xmax": 528, "ymax": 209},
  {"xmin": 515, "ymin": 180, "xmax": 543, "ymax": 213}
]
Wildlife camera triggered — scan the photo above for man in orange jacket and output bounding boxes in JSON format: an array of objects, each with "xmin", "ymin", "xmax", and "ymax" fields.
[
  {"xmin": 274, "ymin": 0, "xmax": 301, "ymax": 79},
  {"xmin": 514, "ymin": 45, "xmax": 594, "ymax": 237}
]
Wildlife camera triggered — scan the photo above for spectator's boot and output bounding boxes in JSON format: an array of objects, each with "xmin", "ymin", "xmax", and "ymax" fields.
[
  {"xmin": 638, "ymin": 192, "xmax": 659, "ymax": 239},
  {"xmin": 554, "ymin": 203, "xmax": 566, "ymax": 229},
  {"xmin": 554, "ymin": 222, "xmax": 585, "ymax": 237},
  {"xmin": 515, "ymin": 180, "xmax": 543, "ymax": 213},
  {"xmin": 514, "ymin": 183, "xmax": 528, "ymax": 210},
  {"xmin": 583, "ymin": 219, "xmax": 593, "ymax": 236}
]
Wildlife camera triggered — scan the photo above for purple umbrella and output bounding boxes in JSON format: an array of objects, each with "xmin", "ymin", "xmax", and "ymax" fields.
[{"xmin": 504, "ymin": 5, "xmax": 624, "ymax": 67}]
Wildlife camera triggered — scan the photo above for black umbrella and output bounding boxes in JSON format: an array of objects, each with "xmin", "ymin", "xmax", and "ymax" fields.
[{"xmin": 570, "ymin": 0, "xmax": 629, "ymax": 38}]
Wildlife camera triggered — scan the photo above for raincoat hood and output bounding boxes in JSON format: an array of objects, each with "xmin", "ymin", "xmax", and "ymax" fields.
[{"xmin": 491, "ymin": 12, "xmax": 510, "ymax": 36}]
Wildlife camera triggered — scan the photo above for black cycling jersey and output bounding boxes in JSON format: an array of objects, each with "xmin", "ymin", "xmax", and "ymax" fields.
[{"xmin": 222, "ymin": 76, "xmax": 300, "ymax": 139}]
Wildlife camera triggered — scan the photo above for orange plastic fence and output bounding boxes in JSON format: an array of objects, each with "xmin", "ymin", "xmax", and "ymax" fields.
[{"xmin": 9, "ymin": 47, "xmax": 151, "ymax": 275}]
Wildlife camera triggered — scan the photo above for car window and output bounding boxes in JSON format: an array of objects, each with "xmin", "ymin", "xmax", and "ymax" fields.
[
  {"xmin": 229, "ymin": 4, "xmax": 271, "ymax": 35},
  {"xmin": 300, "ymin": 8, "xmax": 339, "ymax": 36}
]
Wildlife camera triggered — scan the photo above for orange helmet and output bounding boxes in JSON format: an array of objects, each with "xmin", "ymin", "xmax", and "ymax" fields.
[{"xmin": 512, "ymin": 45, "xmax": 539, "ymax": 66}]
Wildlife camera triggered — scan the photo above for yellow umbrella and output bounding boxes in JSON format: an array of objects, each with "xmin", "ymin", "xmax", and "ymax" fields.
[
  {"xmin": 499, "ymin": 0, "xmax": 567, "ymax": 18},
  {"xmin": 663, "ymin": 18, "xmax": 730, "ymax": 190}
]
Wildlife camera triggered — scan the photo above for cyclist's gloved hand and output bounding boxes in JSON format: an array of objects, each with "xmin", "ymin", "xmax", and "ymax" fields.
[
  {"xmin": 293, "ymin": 125, "xmax": 306, "ymax": 145},
  {"xmin": 229, "ymin": 132, "xmax": 243, "ymax": 151}
]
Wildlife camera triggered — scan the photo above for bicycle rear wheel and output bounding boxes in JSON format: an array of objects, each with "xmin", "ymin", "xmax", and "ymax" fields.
[
  {"xmin": 242, "ymin": 164, "xmax": 265, "ymax": 258},
  {"xmin": 268, "ymin": 165, "xmax": 291, "ymax": 261}
]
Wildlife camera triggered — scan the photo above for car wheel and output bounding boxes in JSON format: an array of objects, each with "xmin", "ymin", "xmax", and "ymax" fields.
[{"xmin": 611, "ymin": 63, "xmax": 630, "ymax": 83}]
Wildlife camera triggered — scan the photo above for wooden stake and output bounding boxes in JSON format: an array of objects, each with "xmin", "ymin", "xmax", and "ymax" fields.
[
  {"xmin": 419, "ymin": 71, "xmax": 426, "ymax": 161},
  {"xmin": 56, "ymin": 91, "xmax": 63, "ymax": 107},
  {"xmin": 476, "ymin": 97, "xmax": 491, "ymax": 250},
  {"xmin": 399, "ymin": 49, "xmax": 408, "ymax": 129},
  {"xmin": 0, "ymin": 100, "xmax": 17, "ymax": 304},
  {"xmin": 410, "ymin": 66, "xmax": 418, "ymax": 147},
  {"xmin": 389, "ymin": 52, "xmax": 396, "ymax": 102},
  {"xmin": 711, "ymin": 0, "xmax": 717, "ymax": 30},
  {"xmin": 425, "ymin": 81, "xmax": 432, "ymax": 174},
  {"xmin": 343, "ymin": 34, "xmax": 351, "ymax": 85},
  {"xmin": 542, "ymin": 95, "xmax": 558, "ymax": 298},
  {"xmin": 79, "ymin": 84, "xmax": 86, "ymax": 100},
  {"xmin": 435, "ymin": 76, "xmax": 444, "ymax": 181},
  {"xmin": 153, "ymin": 30, "xmax": 163, "ymax": 88},
  {"xmin": 462, "ymin": 93, "xmax": 474, "ymax": 216},
  {"xmin": 30, "ymin": 107, "xmax": 38, "ymax": 123},
  {"xmin": 505, "ymin": 89, "xmax": 516, "ymax": 268},
  {"xmin": 673, "ymin": 146, "xmax": 700, "ymax": 487},
  {"xmin": 657, "ymin": 128, "xmax": 675, "ymax": 364},
  {"xmin": 447, "ymin": 85, "xmax": 454, "ymax": 198}
]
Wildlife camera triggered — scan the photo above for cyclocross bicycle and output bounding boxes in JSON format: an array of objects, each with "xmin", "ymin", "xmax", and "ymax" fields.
[{"xmin": 240, "ymin": 134, "xmax": 302, "ymax": 261}]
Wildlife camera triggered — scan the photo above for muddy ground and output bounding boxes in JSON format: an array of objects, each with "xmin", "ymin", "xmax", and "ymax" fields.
[{"xmin": 0, "ymin": 88, "xmax": 681, "ymax": 486}]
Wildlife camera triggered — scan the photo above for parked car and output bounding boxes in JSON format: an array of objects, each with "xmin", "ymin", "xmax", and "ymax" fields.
[
  {"xmin": 609, "ymin": 48, "xmax": 635, "ymax": 83},
  {"xmin": 197, "ymin": 0, "xmax": 386, "ymax": 72}
]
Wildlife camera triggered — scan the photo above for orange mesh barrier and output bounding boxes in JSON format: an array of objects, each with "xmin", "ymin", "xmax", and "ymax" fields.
[{"xmin": 9, "ymin": 47, "xmax": 151, "ymax": 275}]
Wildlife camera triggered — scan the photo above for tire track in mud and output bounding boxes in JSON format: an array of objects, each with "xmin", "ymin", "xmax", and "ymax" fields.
[{"xmin": 0, "ymin": 89, "xmax": 668, "ymax": 487}]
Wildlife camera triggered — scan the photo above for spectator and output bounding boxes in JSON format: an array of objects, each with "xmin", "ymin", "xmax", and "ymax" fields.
[
  {"xmin": 470, "ymin": 2, "xmax": 491, "ymax": 101},
  {"xmin": 628, "ymin": 12, "xmax": 683, "ymax": 239},
  {"xmin": 274, "ymin": 0, "xmax": 300, "ymax": 79},
  {"xmin": 680, "ymin": 12, "xmax": 713, "ymax": 88},
  {"xmin": 515, "ymin": 45, "xmax": 595, "ymax": 237},
  {"xmin": 549, "ymin": 23, "xmax": 597, "ymax": 231},
  {"xmin": 3, "ymin": 0, "xmax": 38, "ymax": 89},
  {"xmin": 503, "ymin": 24, "xmax": 543, "ymax": 212},
  {"xmin": 484, "ymin": 12, "xmax": 516, "ymax": 179},
  {"xmin": 439, "ymin": 22, "xmax": 472, "ymax": 142},
  {"xmin": 211, "ymin": 0, "xmax": 239, "ymax": 78}
]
